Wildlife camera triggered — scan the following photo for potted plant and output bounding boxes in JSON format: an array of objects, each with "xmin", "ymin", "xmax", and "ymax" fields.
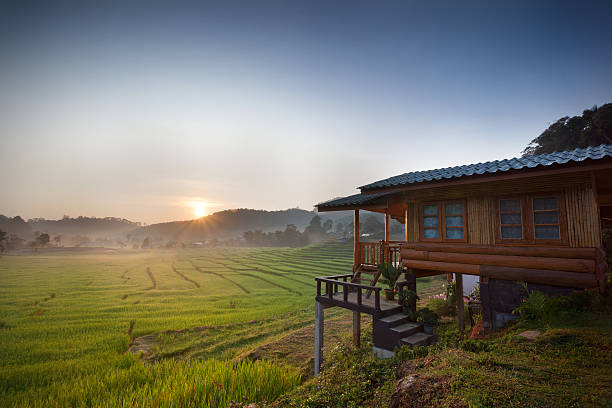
[
  {"xmin": 399, "ymin": 287, "xmax": 419, "ymax": 318},
  {"xmin": 378, "ymin": 262, "xmax": 401, "ymax": 301},
  {"xmin": 417, "ymin": 308, "xmax": 439, "ymax": 334}
]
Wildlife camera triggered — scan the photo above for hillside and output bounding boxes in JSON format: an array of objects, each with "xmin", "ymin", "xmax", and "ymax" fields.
[
  {"xmin": 128, "ymin": 208, "xmax": 320, "ymax": 241},
  {"xmin": 0, "ymin": 215, "xmax": 139, "ymax": 240},
  {"xmin": 274, "ymin": 289, "xmax": 612, "ymax": 408}
]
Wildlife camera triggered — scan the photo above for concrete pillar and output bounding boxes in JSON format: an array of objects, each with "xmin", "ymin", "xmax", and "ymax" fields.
[{"xmin": 314, "ymin": 301, "xmax": 324, "ymax": 375}]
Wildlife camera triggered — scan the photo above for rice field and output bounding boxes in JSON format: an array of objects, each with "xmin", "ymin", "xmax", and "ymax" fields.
[{"xmin": 0, "ymin": 243, "xmax": 443, "ymax": 407}]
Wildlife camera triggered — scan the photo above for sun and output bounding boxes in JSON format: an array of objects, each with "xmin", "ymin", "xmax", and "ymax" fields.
[{"xmin": 194, "ymin": 206, "xmax": 206, "ymax": 218}]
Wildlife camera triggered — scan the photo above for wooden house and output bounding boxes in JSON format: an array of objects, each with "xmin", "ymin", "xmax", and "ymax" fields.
[{"xmin": 313, "ymin": 144, "xmax": 611, "ymax": 374}]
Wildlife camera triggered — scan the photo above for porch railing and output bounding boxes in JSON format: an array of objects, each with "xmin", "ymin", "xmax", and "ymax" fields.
[
  {"xmin": 315, "ymin": 274, "xmax": 382, "ymax": 312},
  {"xmin": 357, "ymin": 241, "xmax": 402, "ymax": 266}
]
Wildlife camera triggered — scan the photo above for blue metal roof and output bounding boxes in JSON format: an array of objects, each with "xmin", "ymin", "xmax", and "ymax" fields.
[
  {"xmin": 317, "ymin": 192, "xmax": 390, "ymax": 209},
  {"xmin": 359, "ymin": 144, "xmax": 612, "ymax": 191}
]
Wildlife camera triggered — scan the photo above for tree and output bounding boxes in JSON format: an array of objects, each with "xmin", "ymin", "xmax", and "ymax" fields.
[
  {"xmin": 322, "ymin": 219, "xmax": 333, "ymax": 233},
  {"xmin": 362, "ymin": 215, "xmax": 384, "ymax": 235},
  {"xmin": 0, "ymin": 229, "xmax": 6, "ymax": 252},
  {"xmin": 141, "ymin": 237, "xmax": 151, "ymax": 249},
  {"xmin": 52, "ymin": 235, "xmax": 62, "ymax": 247},
  {"xmin": 523, "ymin": 103, "xmax": 612, "ymax": 156},
  {"xmin": 36, "ymin": 233, "xmax": 50, "ymax": 247}
]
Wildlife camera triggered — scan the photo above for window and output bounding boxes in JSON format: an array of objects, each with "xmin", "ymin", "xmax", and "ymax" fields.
[
  {"xmin": 499, "ymin": 198, "xmax": 523, "ymax": 240},
  {"xmin": 495, "ymin": 194, "xmax": 565, "ymax": 244},
  {"xmin": 532, "ymin": 197, "xmax": 561, "ymax": 240},
  {"xmin": 420, "ymin": 201, "xmax": 466, "ymax": 242}
]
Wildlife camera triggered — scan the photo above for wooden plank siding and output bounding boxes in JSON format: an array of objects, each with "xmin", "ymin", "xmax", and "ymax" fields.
[
  {"xmin": 467, "ymin": 197, "xmax": 495, "ymax": 245},
  {"xmin": 565, "ymin": 184, "xmax": 602, "ymax": 248},
  {"xmin": 406, "ymin": 201, "xmax": 419, "ymax": 242}
]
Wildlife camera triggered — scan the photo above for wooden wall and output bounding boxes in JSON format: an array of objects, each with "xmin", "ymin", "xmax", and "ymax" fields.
[
  {"xmin": 467, "ymin": 197, "xmax": 495, "ymax": 245},
  {"xmin": 400, "ymin": 179, "xmax": 602, "ymax": 248},
  {"xmin": 405, "ymin": 202, "xmax": 419, "ymax": 242},
  {"xmin": 564, "ymin": 184, "xmax": 602, "ymax": 248}
]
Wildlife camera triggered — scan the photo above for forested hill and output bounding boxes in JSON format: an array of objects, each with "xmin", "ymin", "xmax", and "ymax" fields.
[
  {"xmin": 0, "ymin": 215, "xmax": 140, "ymax": 239},
  {"xmin": 129, "ymin": 208, "xmax": 319, "ymax": 241}
]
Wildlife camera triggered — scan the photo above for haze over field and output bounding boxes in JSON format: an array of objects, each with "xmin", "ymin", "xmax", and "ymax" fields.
[{"xmin": 1, "ymin": 1, "xmax": 612, "ymax": 223}]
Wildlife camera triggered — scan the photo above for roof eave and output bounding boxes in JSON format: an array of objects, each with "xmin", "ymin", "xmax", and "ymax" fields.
[{"xmin": 359, "ymin": 159, "xmax": 612, "ymax": 195}]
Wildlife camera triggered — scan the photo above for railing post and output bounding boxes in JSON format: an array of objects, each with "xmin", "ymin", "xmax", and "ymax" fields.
[
  {"xmin": 316, "ymin": 280, "xmax": 321, "ymax": 297},
  {"xmin": 327, "ymin": 282, "xmax": 333, "ymax": 301},
  {"xmin": 375, "ymin": 289, "xmax": 380, "ymax": 311},
  {"xmin": 357, "ymin": 287, "xmax": 362, "ymax": 305}
]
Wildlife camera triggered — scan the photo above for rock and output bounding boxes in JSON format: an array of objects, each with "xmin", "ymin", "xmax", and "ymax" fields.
[
  {"xmin": 517, "ymin": 330, "xmax": 541, "ymax": 340},
  {"xmin": 391, "ymin": 375, "xmax": 417, "ymax": 407}
]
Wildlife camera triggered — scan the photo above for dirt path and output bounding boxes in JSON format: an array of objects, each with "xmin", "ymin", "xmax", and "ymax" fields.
[{"xmin": 239, "ymin": 313, "xmax": 370, "ymax": 379}]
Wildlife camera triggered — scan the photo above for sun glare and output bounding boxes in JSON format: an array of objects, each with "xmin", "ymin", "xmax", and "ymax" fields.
[{"xmin": 194, "ymin": 206, "xmax": 206, "ymax": 218}]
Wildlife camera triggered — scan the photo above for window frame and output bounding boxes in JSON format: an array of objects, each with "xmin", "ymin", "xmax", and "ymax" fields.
[
  {"xmin": 495, "ymin": 196, "xmax": 529, "ymax": 244},
  {"xmin": 494, "ymin": 193, "xmax": 567, "ymax": 246},
  {"xmin": 419, "ymin": 200, "xmax": 467, "ymax": 243}
]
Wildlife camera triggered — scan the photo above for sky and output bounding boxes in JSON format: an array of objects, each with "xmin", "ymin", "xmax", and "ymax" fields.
[{"xmin": 1, "ymin": 1, "xmax": 611, "ymax": 224}]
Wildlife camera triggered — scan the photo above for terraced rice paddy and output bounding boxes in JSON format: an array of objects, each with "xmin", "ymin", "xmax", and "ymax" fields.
[{"xmin": 0, "ymin": 243, "xmax": 444, "ymax": 407}]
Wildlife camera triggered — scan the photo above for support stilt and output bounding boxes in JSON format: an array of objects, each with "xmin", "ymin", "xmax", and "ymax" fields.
[
  {"xmin": 456, "ymin": 273, "xmax": 465, "ymax": 334},
  {"xmin": 314, "ymin": 301, "xmax": 324, "ymax": 375},
  {"xmin": 352, "ymin": 311, "xmax": 361, "ymax": 347}
]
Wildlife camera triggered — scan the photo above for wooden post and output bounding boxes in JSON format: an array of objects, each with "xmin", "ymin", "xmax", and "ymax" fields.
[
  {"xmin": 314, "ymin": 301, "xmax": 324, "ymax": 375},
  {"xmin": 353, "ymin": 210, "xmax": 360, "ymax": 271},
  {"xmin": 384, "ymin": 207, "xmax": 390, "ymax": 243},
  {"xmin": 406, "ymin": 271, "xmax": 417, "ymax": 315},
  {"xmin": 404, "ymin": 206, "xmax": 409, "ymax": 242},
  {"xmin": 456, "ymin": 273, "xmax": 465, "ymax": 334},
  {"xmin": 352, "ymin": 311, "xmax": 360, "ymax": 348}
]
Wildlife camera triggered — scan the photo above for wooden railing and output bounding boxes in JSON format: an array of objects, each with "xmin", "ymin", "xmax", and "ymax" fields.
[
  {"xmin": 356, "ymin": 241, "xmax": 403, "ymax": 266},
  {"xmin": 315, "ymin": 274, "xmax": 382, "ymax": 312}
]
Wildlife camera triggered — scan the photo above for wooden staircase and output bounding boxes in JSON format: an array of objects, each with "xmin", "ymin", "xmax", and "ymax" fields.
[
  {"xmin": 350, "ymin": 264, "xmax": 381, "ymax": 298},
  {"xmin": 372, "ymin": 311, "xmax": 437, "ymax": 352}
]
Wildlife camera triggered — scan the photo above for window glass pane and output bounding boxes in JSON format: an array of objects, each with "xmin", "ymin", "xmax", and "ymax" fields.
[
  {"xmin": 445, "ymin": 203, "xmax": 463, "ymax": 215},
  {"xmin": 423, "ymin": 228, "xmax": 439, "ymax": 239},
  {"xmin": 423, "ymin": 216, "xmax": 438, "ymax": 227},
  {"xmin": 423, "ymin": 205, "xmax": 438, "ymax": 216},
  {"xmin": 535, "ymin": 225, "xmax": 560, "ymax": 239},
  {"xmin": 533, "ymin": 197, "xmax": 558, "ymax": 211},
  {"xmin": 500, "ymin": 199, "xmax": 521, "ymax": 212},
  {"xmin": 446, "ymin": 228, "xmax": 464, "ymax": 239},
  {"xmin": 501, "ymin": 226, "xmax": 522, "ymax": 239},
  {"xmin": 445, "ymin": 215, "xmax": 463, "ymax": 227},
  {"xmin": 534, "ymin": 211, "xmax": 559, "ymax": 225},
  {"xmin": 500, "ymin": 213, "xmax": 522, "ymax": 225}
]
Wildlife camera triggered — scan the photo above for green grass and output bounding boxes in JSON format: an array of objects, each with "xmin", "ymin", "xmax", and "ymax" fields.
[
  {"xmin": 0, "ymin": 243, "xmax": 351, "ymax": 407},
  {"xmin": 275, "ymin": 300, "xmax": 612, "ymax": 408},
  {"xmin": 0, "ymin": 243, "xmax": 446, "ymax": 407}
]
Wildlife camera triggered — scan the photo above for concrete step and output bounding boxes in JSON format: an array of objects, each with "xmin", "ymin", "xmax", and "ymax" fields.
[
  {"xmin": 390, "ymin": 322, "xmax": 422, "ymax": 337},
  {"xmin": 377, "ymin": 313, "xmax": 410, "ymax": 328},
  {"xmin": 400, "ymin": 332, "xmax": 437, "ymax": 347}
]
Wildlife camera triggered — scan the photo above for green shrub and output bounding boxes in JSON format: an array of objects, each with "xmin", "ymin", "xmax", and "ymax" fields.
[
  {"xmin": 513, "ymin": 283, "xmax": 605, "ymax": 323},
  {"xmin": 460, "ymin": 339, "xmax": 489, "ymax": 353},
  {"xmin": 393, "ymin": 345, "xmax": 429, "ymax": 362},
  {"xmin": 429, "ymin": 297, "xmax": 453, "ymax": 317}
]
